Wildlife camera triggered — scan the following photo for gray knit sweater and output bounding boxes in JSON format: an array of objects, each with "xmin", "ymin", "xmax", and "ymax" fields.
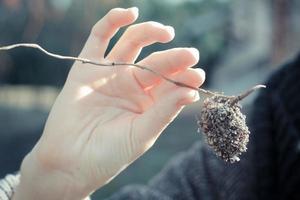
[{"xmin": 1, "ymin": 54, "xmax": 300, "ymax": 200}]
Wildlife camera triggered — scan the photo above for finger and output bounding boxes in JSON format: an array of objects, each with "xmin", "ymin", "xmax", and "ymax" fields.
[
  {"xmin": 152, "ymin": 68, "xmax": 205, "ymax": 99},
  {"xmin": 133, "ymin": 87, "xmax": 199, "ymax": 147},
  {"xmin": 134, "ymin": 48, "xmax": 199, "ymax": 89},
  {"xmin": 80, "ymin": 7, "xmax": 139, "ymax": 59},
  {"xmin": 106, "ymin": 22, "xmax": 175, "ymax": 62}
]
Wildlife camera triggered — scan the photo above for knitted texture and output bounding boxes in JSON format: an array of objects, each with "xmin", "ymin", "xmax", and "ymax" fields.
[
  {"xmin": 251, "ymin": 53, "xmax": 300, "ymax": 200},
  {"xmin": 0, "ymin": 174, "xmax": 20, "ymax": 200}
]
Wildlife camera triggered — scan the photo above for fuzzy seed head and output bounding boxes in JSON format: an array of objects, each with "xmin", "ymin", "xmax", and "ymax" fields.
[{"xmin": 198, "ymin": 95, "xmax": 250, "ymax": 163}]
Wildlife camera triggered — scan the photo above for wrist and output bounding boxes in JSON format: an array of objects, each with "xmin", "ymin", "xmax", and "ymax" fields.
[{"xmin": 13, "ymin": 151, "xmax": 91, "ymax": 200}]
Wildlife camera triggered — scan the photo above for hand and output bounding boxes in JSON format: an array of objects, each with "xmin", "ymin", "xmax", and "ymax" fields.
[{"xmin": 14, "ymin": 7, "xmax": 205, "ymax": 200}]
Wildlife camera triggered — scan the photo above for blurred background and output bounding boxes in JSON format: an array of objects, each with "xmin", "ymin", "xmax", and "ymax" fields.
[{"xmin": 0, "ymin": 0, "xmax": 299, "ymax": 198}]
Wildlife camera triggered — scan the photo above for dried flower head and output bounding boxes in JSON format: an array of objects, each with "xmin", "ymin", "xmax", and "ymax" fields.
[{"xmin": 197, "ymin": 85, "xmax": 265, "ymax": 163}]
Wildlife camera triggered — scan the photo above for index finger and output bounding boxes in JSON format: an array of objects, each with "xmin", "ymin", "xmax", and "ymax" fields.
[{"xmin": 79, "ymin": 7, "xmax": 139, "ymax": 59}]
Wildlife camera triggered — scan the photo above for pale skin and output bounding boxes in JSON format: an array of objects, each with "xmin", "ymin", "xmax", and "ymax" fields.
[{"xmin": 13, "ymin": 7, "xmax": 205, "ymax": 200}]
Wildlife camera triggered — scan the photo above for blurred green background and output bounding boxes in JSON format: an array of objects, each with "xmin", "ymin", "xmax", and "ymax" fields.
[{"xmin": 0, "ymin": 0, "xmax": 299, "ymax": 199}]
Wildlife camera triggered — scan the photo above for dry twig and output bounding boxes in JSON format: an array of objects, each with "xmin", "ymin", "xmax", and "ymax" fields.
[{"xmin": 0, "ymin": 43, "xmax": 213, "ymax": 95}]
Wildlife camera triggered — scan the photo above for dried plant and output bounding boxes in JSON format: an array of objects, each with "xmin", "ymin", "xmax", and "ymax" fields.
[
  {"xmin": 0, "ymin": 43, "xmax": 265, "ymax": 163},
  {"xmin": 197, "ymin": 85, "xmax": 265, "ymax": 163}
]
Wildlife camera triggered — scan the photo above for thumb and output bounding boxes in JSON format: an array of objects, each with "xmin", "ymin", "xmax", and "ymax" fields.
[{"xmin": 133, "ymin": 88, "xmax": 199, "ymax": 149}]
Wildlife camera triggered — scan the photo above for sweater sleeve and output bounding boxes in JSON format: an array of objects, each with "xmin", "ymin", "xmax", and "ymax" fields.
[
  {"xmin": 0, "ymin": 174, "xmax": 20, "ymax": 200},
  {"xmin": 106, "ymin": 142, "xmax": 229, "ymax": 200},
  {"xmin": 0, "ymin": 173, "xmax": 91, "ymax": 200},
  {"xmin": 105, "ymin": 143, "xmax": 205, "ymax": 200},
  {"xmin": 255, "ymin": 53, "xmax": 300, "ymax": 199}
]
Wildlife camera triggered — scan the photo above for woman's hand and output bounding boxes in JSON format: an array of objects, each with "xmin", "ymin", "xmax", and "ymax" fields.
[{"xmin": 14, "ymin": 7, "xmax": 205, "ymax": 200}]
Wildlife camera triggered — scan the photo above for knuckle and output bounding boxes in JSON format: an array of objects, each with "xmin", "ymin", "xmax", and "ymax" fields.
[
  {"xmin": 126, "ymin": 39, "xmax": 141, "ymax": 49},
  {"xmin": 90, "ymin": 9, "xmax": 119, "ymax": 39},
  {"xmin": 91, "ymin": 23, "xmax": 99, "ymax": 35},
  {"xmin": 107, "ymin": 7, "xmax": 123, "ymax": 17},
  {"xmin": 126, "ymin": 23, "xmax": 139, "ymax": 33},
  {"xmin": 150, "ymin": 50, "xmax": 175, "ymax": 66},
  {"xmin": 106, "ymin": 9, "xmax": 118, "ymax": 27}
]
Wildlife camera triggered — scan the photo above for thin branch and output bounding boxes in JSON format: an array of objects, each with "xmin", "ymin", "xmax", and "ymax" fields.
[
  {"xmin": 0, "ymin": 43, "xmax": 92, "ymax": 63},
  {"xmin": 0, "ymin": 43, "xmax": 213, "ymax": 95},
  {"xmin": 230, "ymin": 84, "xmax": 266, "ymax": 105}
]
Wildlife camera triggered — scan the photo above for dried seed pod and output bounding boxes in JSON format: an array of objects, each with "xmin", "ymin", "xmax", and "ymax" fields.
[{"xmin": 197, "ymin": 85, "xmax": 265, "ymax": 163}]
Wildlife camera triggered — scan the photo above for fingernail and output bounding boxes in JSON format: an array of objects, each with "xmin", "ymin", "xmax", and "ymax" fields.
[
  {"xmin": 195, "ymin": 68, "xmax": 206, "ymax": 82},
  {"xmin": 188, "ymin": 47, "xmax": 200, "ymax": 61},
  {"xmin": 165, "ymin": 25, "xmax": 175, "ymax": 37},
  {"xmin": 165, "ymin": 26, "xmax": 175, "ymax": 34},
  {"xmin": 191, "ymin": 90, "xmax": 200, "ymax": 101},
  {"xmin": 178, "ymin": 89, "xmax": 199, "ymax": 106},
  {"xmin": 128, "ymin": 7, "xmax": 139, "ymax": 15}
]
